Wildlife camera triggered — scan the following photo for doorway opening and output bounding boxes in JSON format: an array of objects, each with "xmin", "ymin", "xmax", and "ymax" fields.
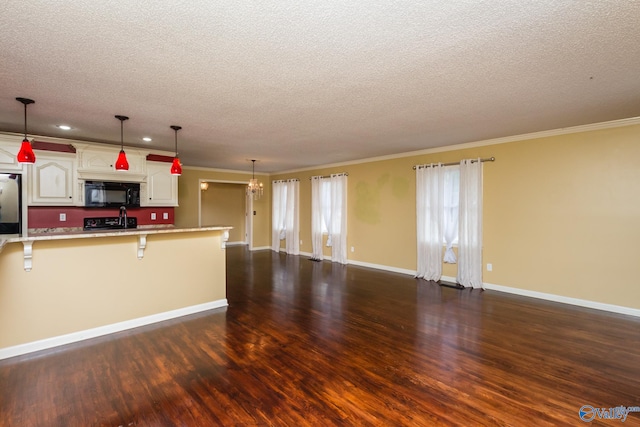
[{"xmin": 198, "ymin": 179, "xmax": 253, "ymax": 249}]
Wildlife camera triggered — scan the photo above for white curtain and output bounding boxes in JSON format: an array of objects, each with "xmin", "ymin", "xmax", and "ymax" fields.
[
  {"xmin": 443, "ymin": 166, "xmax": 460, "ymax": 263},
  {"xmin": 310, "ymin": 177, "xmax": 323, "ymax": 260},
  {"xmin": 321, "ymin": 179, "xmax": 332, "ymax": 246},
  {"xmin": 310, "ymin": 174, "xmax": 348, "ymax": 264},
  {"xmin": 416, "ymin": 163, "xmax": 444, "ymax": 281},
  {"xmin": 272, "ymin": 181, "xmax": 286, "ymax": 251},
  {"xmin": 271, "ymin": 180, "xmax": 299, "ymax": 254},
  {"xmin": 329, "ymin": 174, "xmax": 347, "ymax": 264},
  {"xmin": 457, "ymin": 159, "xmax": 483, "ymax": 288},
  {"xmin": 284, "ymin": 180, "xmax": 300, "ymax": 255}
]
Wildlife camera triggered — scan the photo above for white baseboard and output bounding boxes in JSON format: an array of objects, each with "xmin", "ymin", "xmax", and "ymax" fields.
[
  {"xmin": 0, "ymin": 299, "xmax": 229, "ymax": 361},
  {"xmin": 303, "ymin": 258, "xmax": 639, "ymax": 318},
  {"xmin": 440, "ymin": 275, "xmax": 639, "ymax": 317},
  {"xmin": 225, "ymin": 241, "xmax": 246, "ymax": 247},
  {"xmin": 481, "ymin": 282, "xmax": 640, "ymax": 318},
  {"xmin": 298, "ymin": 253, "xmax": 640, "ymax": 317},
  {"xmin": 348, "ymin": 259, "xmax": 416, "ymax": 276},
  {"xmin": 250, "ymin": 246, "xmax": 271, "ymax": 251}
]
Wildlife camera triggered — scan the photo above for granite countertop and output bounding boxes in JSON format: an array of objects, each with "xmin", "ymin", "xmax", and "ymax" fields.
[
  {"xmin": 1, "ymin": 225, "xmax": 234, "ymax": 271},
  {"xmin": 1, "ymin": 225, "xmax": 233, "ymax": 246}
]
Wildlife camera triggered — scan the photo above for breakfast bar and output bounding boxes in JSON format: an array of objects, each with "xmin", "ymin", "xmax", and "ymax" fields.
[{"xmin": 0, "ymin": 226, "xmax": 232, "ymax": 359}]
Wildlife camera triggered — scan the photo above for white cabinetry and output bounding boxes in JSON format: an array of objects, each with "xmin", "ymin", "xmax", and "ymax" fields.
[
  {"xmin": 28, "ymin": 153, "xmax": 76, "ymax": 205},
  {"xmin": 76, "ymin": 146, "xmax": 146, "ymax": 182},
  {"xmin": 0, "ymin": 139, "xmax": 23, "ymax": 172},
  {"xmin": 142, "ymin": 161, "xmax": 178, "ymax": 206},
  {"xmin": 0, "ymin": 138, "xmax": 180, "ymax": 207}
]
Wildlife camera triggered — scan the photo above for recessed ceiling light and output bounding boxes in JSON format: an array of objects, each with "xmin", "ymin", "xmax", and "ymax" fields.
[
  {"xmin": 57, "ymin": 125, "xmax": 72, "ymax": 130},
  {"xmin": 142, "ymin": 137, "xmax": 152, "ymax": 142}
]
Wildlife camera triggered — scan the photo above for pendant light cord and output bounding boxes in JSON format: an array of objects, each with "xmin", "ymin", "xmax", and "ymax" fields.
[
  {"xmin": 114, "ymin": 115, "xmax": 129, "ymax": 150},
  {"xmin": 16, "ymin": 97, "xmax": 35, "ymax": 140},
  {"xmin": 170, "ymin": 126, "xmax": 182, "ymax": 156},
  {"xmin": 23, "ymin": 102, "xmax": 28, "ymax": 140}
]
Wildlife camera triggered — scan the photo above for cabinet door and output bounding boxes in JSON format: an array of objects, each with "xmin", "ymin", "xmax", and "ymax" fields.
[
  {"xmin": 29, "ymin": 155, "xmax": 75, "ymax": 205},
  {"xmin": 0, "ymin": 141, "xmax": 23, "ymax": 172},
  {"xmin": 144, "ymin": 162, "xmax": 178, "ymax": 206},
  {"xmin": 77, "ymin": 147, "xmax": 145, "ymax": 178},
  {"xmin": 80, "ymin": 149, "xmax": 114, "ymax": 172}
]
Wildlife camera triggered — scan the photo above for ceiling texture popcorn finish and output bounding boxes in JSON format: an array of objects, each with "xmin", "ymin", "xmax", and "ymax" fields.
[{"xmin": 1, "ymin": 1, "xmax": 639, "ymax": 172}]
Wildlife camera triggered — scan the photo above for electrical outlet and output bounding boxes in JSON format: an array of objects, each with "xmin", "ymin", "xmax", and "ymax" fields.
[
  {"xmin": 59, "ymin": 213, "xmax": 66, "ymax": 222},
  {"xmin": 151, "ymin": 212, "xmax": 157, "ymax": 220},
  {"xmin": 487, "ymin": 263, "xmax": 493, "ymax": 272},
  {"xmin": 350, "ymin": 246, "xmax": 355, "ymax": 253},
  {"xmin": 163, "ymin": 212, "xmax": 168, "ymax": 220},
  {"xmin": 300, "ymin": 240, "xmax": 303, "ymax": 245}
]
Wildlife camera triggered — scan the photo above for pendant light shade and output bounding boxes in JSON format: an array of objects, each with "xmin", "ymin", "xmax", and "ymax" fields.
[
  {"xmin": 115, "ymin": 149, "xmax": 129, "ymax": 171},
  {"xmin": 16, "ymin": 97, "xmax": 36, "ymax": 164},
  {"xmin": 115, "ymin": 115, "xmax": 129, "ymax": 171},
  {"xmin": 170, "ymin": 125, "xmax": 182, "ymax": 176}
]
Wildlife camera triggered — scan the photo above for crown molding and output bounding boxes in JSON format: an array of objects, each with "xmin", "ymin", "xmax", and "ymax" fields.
[
  {"xmin": 8, "ymin": 115, "xmax": 637, "ymax": 177},
  {"xmin": 183, "ymin": 165, "xmax": 268, "ymax": 176},
  {"xmin": 276, "ymin": 116, "xmax": 640, "ymax": 175}
]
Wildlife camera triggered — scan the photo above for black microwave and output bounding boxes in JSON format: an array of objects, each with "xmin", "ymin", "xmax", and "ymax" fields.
[{"xmin": 85, "ymin": 181, "xmax": 140, "ymax": 208}]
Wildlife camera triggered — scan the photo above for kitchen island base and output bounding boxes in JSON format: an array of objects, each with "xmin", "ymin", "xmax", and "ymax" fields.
[{"xmin": 0, "ymin": 227, "xmax": 231, "ymax": 359}]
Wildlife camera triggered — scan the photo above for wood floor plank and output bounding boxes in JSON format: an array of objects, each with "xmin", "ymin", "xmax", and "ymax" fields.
[{"xmin": 2, "ymin": 247, "xmax": 640, "ymax": 426}]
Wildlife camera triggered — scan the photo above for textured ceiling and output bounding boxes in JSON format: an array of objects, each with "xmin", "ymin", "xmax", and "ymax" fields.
[{"xmin": 1, "ymin": 1, "xmax": 639, "ymax": 173}]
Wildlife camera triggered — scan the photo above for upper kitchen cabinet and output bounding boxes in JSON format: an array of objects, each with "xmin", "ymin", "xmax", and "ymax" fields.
[
  {"xmin": 76, "ymin": 145, "xmax": 146, "ymax": 182},
  {"xmin": 142, "ymin": 161, "xmax": 178, "ymax": 207},
  {"xmin": 28, "ymin": 152, "xmax": 76, "ymax": 205},
  {"xmin": 0, "ymin": 139, "xmax": 23, "ymax": 172}
]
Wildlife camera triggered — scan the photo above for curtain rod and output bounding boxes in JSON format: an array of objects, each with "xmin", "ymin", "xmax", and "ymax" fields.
[
  {"xmin": 412, "ymin": 157, "xmax": 495, "ymax": 170},
  {"xmin": 272, "ymin": 178, "xmax": 300, "ymax": 183},
  {"xmin": 309, "ymin": 172, "xmax": 349, "ymax": 180}
]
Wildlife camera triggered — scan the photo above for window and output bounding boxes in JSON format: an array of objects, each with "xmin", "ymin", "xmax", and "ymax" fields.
[
  {"xmin": 320, "ymin": 180, "xmax": 330, "ymax": 233},
  {"xmin": 311, "ymin": 174, "xmax": 348, "ymax": 263},
  {"xmin": 271, "ymin": 179, "xmax": 300, "ymax": 254},
  {"xmin": 416, "ymin": 159, "xmax": 484, "ymax": 284},
  {"xmin": 443, "ymin": 166, "xmax": 459, "ymax": 246}
]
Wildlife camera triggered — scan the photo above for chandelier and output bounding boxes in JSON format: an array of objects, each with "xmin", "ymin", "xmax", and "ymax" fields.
[{"xmin": 247, "ymin": 159, "xmax": 263, "ymax": 200}]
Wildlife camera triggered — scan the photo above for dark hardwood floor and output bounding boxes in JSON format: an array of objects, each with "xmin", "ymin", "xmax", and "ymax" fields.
[{"xmin": 2, "ymin": 246, "xmax": 640, "ymax": 426}]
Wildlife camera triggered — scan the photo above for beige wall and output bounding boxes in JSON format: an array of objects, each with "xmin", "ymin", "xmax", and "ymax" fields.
[
  {"xmin": 202, "ymin": 183, "xmax": 246, "ymax": 243},
  {"xmin": 0, "ymin": 230, "xmax": 227, "ymax": 349},
  {"xmin": 176, "ymin": 168, "xmax": 271, "ymax": 248},
  {"xmin": 268, "ymin": 123, "xmax": 640, "ymax": 310}
]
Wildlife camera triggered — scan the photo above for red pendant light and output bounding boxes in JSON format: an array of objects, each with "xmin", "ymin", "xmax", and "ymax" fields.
[
  {"xmin": 16, "ymin": 97, "xmax": 36, "ymax": 163},
  {"xmin": 114, "ymin": 115, "xmax": 129, "ymax": 171},
  {"xmin": 170, "ymin": 125, "xmax": 182, "ymax": 176}
]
